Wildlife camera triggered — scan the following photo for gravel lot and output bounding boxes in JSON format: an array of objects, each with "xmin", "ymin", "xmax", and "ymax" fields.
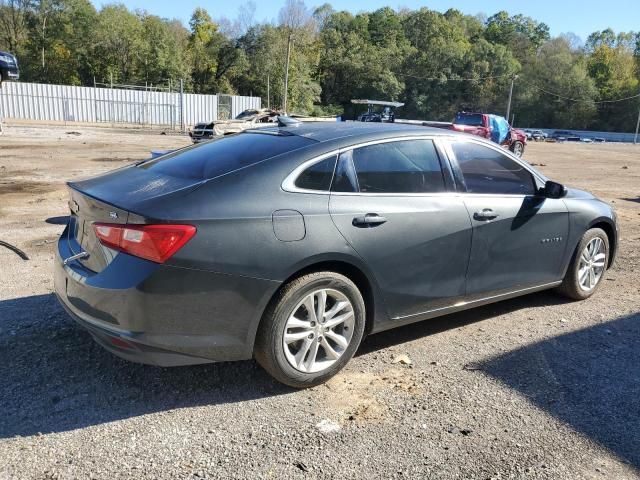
[{"xmin": 1, "ymin": 124, "xmax": 639, "ymax": 479}]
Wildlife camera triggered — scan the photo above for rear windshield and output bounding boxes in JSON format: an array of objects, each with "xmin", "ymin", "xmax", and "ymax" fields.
[
  {"xmin": 138, "ymin": 131, "xmax": 314, "ymax": 180},
  {"xmin": 454, "ymin": 113, "xmax": 483, "ymax": 126}
]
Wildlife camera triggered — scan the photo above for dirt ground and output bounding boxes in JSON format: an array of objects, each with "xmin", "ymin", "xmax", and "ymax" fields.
[{"xmin": 0, "ymin": 124, "xmax": 639, "ymax": 479}]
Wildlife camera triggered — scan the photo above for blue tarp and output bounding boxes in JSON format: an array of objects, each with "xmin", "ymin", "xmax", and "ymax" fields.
[{"xmin": 488, "ymin": 114, "xmax": 509, "ymax": 144}]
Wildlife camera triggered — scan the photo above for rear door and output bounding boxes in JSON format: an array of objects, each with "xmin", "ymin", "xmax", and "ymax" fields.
[
  {"xmin": 328, "ymin": 137, "xmax": 473, "ymax": 322},
  {"xmin": 445, "ymin": 139, "xmax": 569, "ymax": 298}
]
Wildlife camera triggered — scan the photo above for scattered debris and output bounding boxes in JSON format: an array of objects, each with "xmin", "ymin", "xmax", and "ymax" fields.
[
  {"xmin": 294, "ymin": 462, "xmax": 310, "ymax": 473},
  {"xmin": 391, "ymin": 354, "xmax": 413, "ymax": 365},
  {"xmin": 315, "ymin": 419, "xmax": 341, "ymax": 434},
  {"xmin": 0, "ymin": 240, "xmax": 29, "ymax": 260},
  {"xmin": 463, "ymin": 363, "xmax": 481, "ymax": 371},
  {"xmin": 460, "ymin": 428, "xmax": 473, "ymax": 436},
  {"xmin": 529, "ymin": 162, "xmax": 547, "ymax": 167},
  {"xmin": 33, "ymin": 239, "xmax": 55, "ymax": 246},
  {"xmin": 622, "ymin": 166, "xmax": 628, "ymax": 169},
  {"xmin": 65, "ymin": 131, "xmax": 81, "ymax": 136},
  {"xmin": 560, "ymin": 318, "xmax": 568, "ymax": 323}
]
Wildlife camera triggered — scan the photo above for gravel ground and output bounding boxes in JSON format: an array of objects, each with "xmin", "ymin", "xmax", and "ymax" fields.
[{"xmin": 0, "ymin": 124, "xmax": 639, "ymax": 479}]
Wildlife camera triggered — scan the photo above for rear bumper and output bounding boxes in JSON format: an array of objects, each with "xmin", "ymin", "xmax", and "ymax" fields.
[
  {"xmin": 188, "ymin": 131, "xmax": 215, "ymax": 143},
  {"xmin": 54, "ymin": 230, "xmax": 280, "ymax": 366},
  {"xmin": 0, "ymin": 66, "xmax": 19, "ymax": 80}
]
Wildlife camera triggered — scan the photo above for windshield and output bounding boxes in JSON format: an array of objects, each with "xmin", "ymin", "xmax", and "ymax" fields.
[
  {"xmin": 454, "ymin": 113, "xmax": 483, "ymax": 126},
  {"xmin": 235, "ymin": 110, "xmax": 259, "ymax": 120}
]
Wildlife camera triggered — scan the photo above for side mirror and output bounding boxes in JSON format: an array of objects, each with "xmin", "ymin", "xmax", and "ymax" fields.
[{"xmin": 541, "ymin": 180, "xmax": 566, "ymax": 199}]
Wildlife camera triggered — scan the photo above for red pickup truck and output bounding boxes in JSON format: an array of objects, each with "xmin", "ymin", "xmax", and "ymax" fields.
[{"xmin": 424, "ymin": 112, "xmax": 527, "ymax": 157}]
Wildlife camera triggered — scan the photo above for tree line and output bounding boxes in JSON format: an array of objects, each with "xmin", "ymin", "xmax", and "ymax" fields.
[{"xmin": 1, "ymin": 0, "xmax": 639, "ymax": 131}]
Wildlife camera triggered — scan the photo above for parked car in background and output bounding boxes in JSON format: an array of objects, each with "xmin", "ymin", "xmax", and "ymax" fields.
[
  {"xmin": 54, "ymin": 122, "xmax": 617, "ymax": 388},
  {"xmin": 530, "ymin": 130, "xmax": 548, "ymax": 141},
  {"xmin": 550, "ymin": 130, "xmax": 573, "ymax": 141},
  {"xmin": 352, "ymin": 99, "xmax": 404, "ymax": 123},
  {"xmin": 0, "ymin": 51, "xmax": 19, "ymax": 83},
  {"xmin": 189, "ymin": 109, "xmax": 279, "ymax": 143},
  {"xmin": 423, "ymin": 112, "xmax": 528, "ymax": 157}
]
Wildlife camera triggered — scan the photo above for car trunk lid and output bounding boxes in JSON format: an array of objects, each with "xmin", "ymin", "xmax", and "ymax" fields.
[{"xmin": 66, "ymin": 165, "xmax": 203, "ymax": 273}]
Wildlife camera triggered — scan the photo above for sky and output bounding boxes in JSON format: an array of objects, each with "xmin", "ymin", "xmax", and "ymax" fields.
[{"xmin": 92, "ymin": 0, "xmax": 640, "ymax": 41}]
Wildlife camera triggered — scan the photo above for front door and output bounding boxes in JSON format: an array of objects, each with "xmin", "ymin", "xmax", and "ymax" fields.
[
  {"xmin": 446, "ymin": 139, "xmax": 569, "ymax": 298},
  {"xmin": 329, "ymin": 138, "xmax": 473, "ymax": 321}
]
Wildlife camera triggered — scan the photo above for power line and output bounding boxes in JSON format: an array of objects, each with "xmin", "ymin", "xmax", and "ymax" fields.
[
  {"xmin": 398, "ymin": 71, "xmax": 640, "ymax": 104},
  {"xmin": 518, "ymin": 79, "xmax": 640, "ymax": 104},
  {"xmin": 399, "ymin": 72, "xmax": 513, "ymax": 81}
]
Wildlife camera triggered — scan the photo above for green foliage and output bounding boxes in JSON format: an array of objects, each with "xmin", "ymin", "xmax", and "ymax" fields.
[{"xmin": 0, "ymin": 1, "xmax": 638, "ymax": 130}]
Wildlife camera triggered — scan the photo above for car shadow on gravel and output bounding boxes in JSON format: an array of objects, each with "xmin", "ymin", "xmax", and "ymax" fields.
[
  {"xmin": 359, "ymin": 289, "xmax": 572, "ymax": 355},
  {"xmin": 480, "ymin": 312, "xmax": 640, "ymax": 469},
  {"xmin": 0, "ymin": 294, "xmax": 290, "ymax": 439},
  {"xmin": 359, "ymin": 293, "xmax": 640, "ymax": 468}
]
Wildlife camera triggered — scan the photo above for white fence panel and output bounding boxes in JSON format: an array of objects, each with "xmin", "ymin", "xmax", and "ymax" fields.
[
  {"xmin": 182, "ymin": 93, "xmax": 218, "ymax": 126},
  {"xmin": 232, "ymin": 95, "xmax": 262, "ymax": 118},
  {"xmin": 0, "ymin": 81, "xmax": 261, "ymax": 129}
]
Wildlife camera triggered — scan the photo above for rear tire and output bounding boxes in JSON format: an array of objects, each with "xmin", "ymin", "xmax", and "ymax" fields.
[
  {"xmin": 254, "ymin": 272, "xmax": 366, "ymax": 388},
  {"xmin": 557, "ymin": 228, "xmax": 609, "ymax": 300}
]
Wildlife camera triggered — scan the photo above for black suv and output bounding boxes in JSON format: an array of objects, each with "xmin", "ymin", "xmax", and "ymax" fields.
[{"xmin": 0, "ymin": 51, "xmax": 19, "ymax": 83}]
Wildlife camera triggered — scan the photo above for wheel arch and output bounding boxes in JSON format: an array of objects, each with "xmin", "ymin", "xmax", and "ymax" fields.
[
  {"xmin": 588, "ymin": 217, "xmax": 617, "ymax": 268},
  {"xmin": 250, "ymin": 255, "xmax": 386, "ymax": 356}
]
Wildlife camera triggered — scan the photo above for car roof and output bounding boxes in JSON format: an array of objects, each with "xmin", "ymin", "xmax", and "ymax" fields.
[{"xmin": 250, "ymin": 121, "xmax": 452, "ymax": 145}]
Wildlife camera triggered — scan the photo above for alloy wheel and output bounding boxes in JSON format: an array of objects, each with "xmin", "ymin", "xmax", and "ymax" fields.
[
  {"xmin": 513, "ymin": 142, "xmax": 523, "ymax": 157},
  {"xmin": 578, "ymin": 237, "xmax": 606, "ymax": 291},
  {"xmin": 282, "ymin": 288, "xmax": 355, "ymax": 373}
]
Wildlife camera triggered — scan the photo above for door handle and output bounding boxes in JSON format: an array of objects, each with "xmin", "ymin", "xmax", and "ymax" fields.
[
  {"xmin": 352, "ymin": 213, "xmax": 387, "ymax": 227},
  {"xmin": 473, "ymin": 209, "xmax": 499, "ymax": 221}
]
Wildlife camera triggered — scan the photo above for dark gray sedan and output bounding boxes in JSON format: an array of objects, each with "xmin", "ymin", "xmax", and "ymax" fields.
[{"xmin": 54, "ymin": 122, "xmax": 618, "ymax": 387}]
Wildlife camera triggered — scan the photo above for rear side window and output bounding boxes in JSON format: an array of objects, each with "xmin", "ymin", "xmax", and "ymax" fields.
[
  {"xmin": 454, "ymin": 113, "xmax": 484, "ymax": 126},
  {"xmin": 451, "ymin": 142, "xmax": 536, "ymax": 195},
  {"xmin": 139, "ymin": 132, "xmax": 314, "ymax": 180},
  {"xmin": 349, "ymin": 139, "xmax": 446, "ymax": 193},
  {"xmin": 294, "ymin": 156, "xmax": 337, "ymax": 191}
]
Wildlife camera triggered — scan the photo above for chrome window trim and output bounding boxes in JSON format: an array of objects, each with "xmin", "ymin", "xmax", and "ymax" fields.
[
  {"xmin": 329, "ymin": 191, "xmax": 460, "ymax": 198},
  {"xmin": 281, "ymin": 135, "xmax": 453, "ymax": 197},
  {"xmin": 441, "ymin": 136, "xmax": 547, "ymax": 193}
]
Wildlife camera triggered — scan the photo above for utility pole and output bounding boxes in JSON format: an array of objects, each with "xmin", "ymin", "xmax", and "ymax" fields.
[
  {"xmin": 267, "ymin": 74, "xmax": 270, "ymax": 109},
  {"xmin": 283, "ymin": 32, "xmax": 292, "ymax": 114},
  {"xmin": 506, "ymin": 75, "xmax": 518, "ymax": 123},
  {"xmin": 635, "ymin": 92, "xmax": 640, "ymax": 144},
  {"xmin": 179, "ymin": 78, "xmax": 184, "ymax": 133}
]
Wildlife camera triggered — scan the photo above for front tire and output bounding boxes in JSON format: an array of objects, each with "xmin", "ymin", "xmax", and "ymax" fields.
[
  {"xmin": 510, "ymin": 140, "xmax": 525, "ymax": 157},
  {"xmin": 557, "ymin": 228, "xmax": 609, "ymax": 300},
  {"xmin": 254, "ymin": 272, "xmax": 366, "ymax": 388}
]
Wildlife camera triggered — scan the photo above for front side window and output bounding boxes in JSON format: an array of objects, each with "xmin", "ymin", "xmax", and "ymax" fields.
[
  {"xmin": 348, "ymin": 139, "xmax": 446, "ymax": 194},
  {"xmin": 451, "ymin": 142, "xmax": 536, "ymax": 195}
]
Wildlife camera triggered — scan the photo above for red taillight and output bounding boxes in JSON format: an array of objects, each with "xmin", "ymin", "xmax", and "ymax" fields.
[{"xmin": 93, "ymin": 223, "xmax": 196, "ymax": 263}]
